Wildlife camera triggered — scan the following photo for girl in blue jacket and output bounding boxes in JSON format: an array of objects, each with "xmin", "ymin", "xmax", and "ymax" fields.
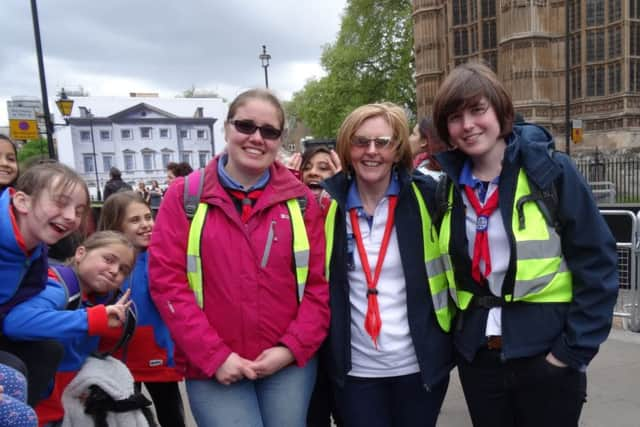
[
  {"xmin": 432, "ymin": 62, "xmax": 618, "ymax": 427},
  {"xmin": 3, "ymin": 230, "xmax": 135, "ymax": 424},
  {"xmin": 0, "ymin": 161, "xmax": 90, "ymax": 406},
  {"xmin": 98, "ymin": 191, "xmax": 184, "ymax": 427}
]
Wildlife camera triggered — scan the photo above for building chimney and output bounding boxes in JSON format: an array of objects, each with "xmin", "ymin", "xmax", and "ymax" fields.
[{"xmin": 194, "ymin": 107, "xmax": 204, "ymax": 118}]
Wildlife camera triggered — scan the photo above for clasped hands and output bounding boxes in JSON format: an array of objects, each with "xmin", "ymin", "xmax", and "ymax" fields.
[{"xmin": 214, "ymin": 346, "xmax": 295, "ymax": 386}]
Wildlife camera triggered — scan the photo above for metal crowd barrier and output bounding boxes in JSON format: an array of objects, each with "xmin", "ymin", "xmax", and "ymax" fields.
[{"xmin": 600, "ymin": 210, "xmax": 640, "ymax": 332}]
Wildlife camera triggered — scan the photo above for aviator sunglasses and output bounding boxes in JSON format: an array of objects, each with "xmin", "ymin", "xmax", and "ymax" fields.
[
  {"xmin": 351, "ymin": 136, "xmax": 394, "ymax": 149},
  {"xmin": 230, "ymin": 119, "xmax": 283, "ymax": 140}
]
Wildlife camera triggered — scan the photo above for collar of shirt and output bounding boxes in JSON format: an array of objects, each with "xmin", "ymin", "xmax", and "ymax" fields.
[
  {"xmin": 217, "ymin": 153, "xmax": 270, "ymax": 191},
  {"xmin": 345, "ymin": 172, "xmax": 400, "ymax": 217},
  {"xmin": 459, "ymin": 159, "xmax": 500, "ymax": 203}
]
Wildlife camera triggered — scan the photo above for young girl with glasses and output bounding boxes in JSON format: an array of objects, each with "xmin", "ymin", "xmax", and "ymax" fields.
[
  {"xmin": 432, "ymin": 62, "xmax": 618, "ymax": 427},
  {"xmin": 148, "ymin": 88, "xmax": 329, "ymax": 426},
  {"xmin": 2, "ymin": 230, "xmax": 135, "ymax": 425},
  {"xmin": 98, "ymin": 191, "xmax": 185, "ymax": 427}
]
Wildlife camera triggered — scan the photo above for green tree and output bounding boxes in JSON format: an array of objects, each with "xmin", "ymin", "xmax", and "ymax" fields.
[
  {"xmin": 288, "ymin": 0, "xmax": 414, "ymax": 138},
  {"xmin": 17, "ymin": 138, "xmax": 49, "ymax": 167}
]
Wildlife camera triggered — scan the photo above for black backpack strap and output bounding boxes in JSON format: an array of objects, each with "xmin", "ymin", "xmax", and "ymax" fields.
[
  {"xmin": 183, "ymin": 169, "xmax": 205, "ymax": 220},
  {"xmin": 92, "ymin": 304, "xmax": 137, "ymax": 360},
  {"xmin": 516, "ymin": 149, "xmax": 561, "ymax": 232},
  {"xmin": 296, "ymin": 195, "xmax": 307, "ymax": 216},
  {"xmin": 433, "ymin": 174, "xmax": 453, "ymax": 226}
]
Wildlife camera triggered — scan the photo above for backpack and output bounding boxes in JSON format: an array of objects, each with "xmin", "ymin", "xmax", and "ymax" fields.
[{"xmin": 50, "ymin": 265, "xmax": 82, "ymax": 310}]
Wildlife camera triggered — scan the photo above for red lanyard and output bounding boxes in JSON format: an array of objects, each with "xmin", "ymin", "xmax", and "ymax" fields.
[{"xmin": 349, "ymin": 195, "xmax": 398, "ymax": 347}]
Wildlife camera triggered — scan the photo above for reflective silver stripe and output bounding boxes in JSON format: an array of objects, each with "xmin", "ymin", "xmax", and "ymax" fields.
[
  {"xmin": 294, "ymin": 249, "xmax": 310, "ymax": 269},
  {"xmin": 513, "ymin": 260, "xmax": 570, "ymax": 298},
  {"xmin": 187, "ymin": 254, "xmax": 198, "ymax": 273},
  {"xmin": 261, "ymin": 220, "xmax": 276, "ymax": 268},
  {"xmin": 432, "ymin": 287, "xmax": 449, "ymax": 311},
  {"xmin": 425, "ymin": 256, "xmax": 446, "ymax": 278},
  {"xmin": 442, "ymin": 254, "xmax": 452, "ymax": 272},
  {"xmin": 515, "ymin": 228, "xmax": 562, "ymax": 260}
]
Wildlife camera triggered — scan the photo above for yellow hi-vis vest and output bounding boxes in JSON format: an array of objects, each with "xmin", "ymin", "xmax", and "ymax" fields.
[
  {"xmin": 186, "ymin": 198, "xmax": 310, "ymax": 308},
  {"xmin": 439, "ymin": 169, "xmax": 573, "ymax": 310},
  {"xmin": 324, "ymin": 182, "xmax": 454, "ymax": 332}
]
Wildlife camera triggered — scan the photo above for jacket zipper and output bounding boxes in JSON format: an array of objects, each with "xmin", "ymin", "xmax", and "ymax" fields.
[{"xmin": 261, "ymin": 220, "xmax": 276, "ymax": 268}]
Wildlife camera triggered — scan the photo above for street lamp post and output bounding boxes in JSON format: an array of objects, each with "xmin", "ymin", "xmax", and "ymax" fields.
[
  {"xmin": 259, "ymin": 45, "xmax": 271, "ymax": 89},
  {"xmin": 30, "ymin": 0, "xmax": 56, "ymax": 159}
]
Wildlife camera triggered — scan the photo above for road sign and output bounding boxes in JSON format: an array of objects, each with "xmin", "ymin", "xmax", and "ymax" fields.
[
  {"xmin": 7, "ymin": 106, "xmax": 37, "ymax": 121},
  {"xmin": 9, "ymin": 119, "xmax": 39, "ymax": 141}
]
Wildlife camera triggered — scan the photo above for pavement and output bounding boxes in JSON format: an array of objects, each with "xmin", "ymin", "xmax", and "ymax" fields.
[
  {"xmin": 437, "ymin": 328, "xmax": 640, "ymax": 427},
  {"xmin": 176, "ymin": 328, "xmax": 640, "ymax": 427}
]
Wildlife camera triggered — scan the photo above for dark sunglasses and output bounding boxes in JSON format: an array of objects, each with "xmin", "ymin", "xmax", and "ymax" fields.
[
  {"xmin": 351, "ymin": 136, "xmax": 394, "ymax": 149},
  {"xmin": 230, "ymin": 119, "xmax": 283, "ymax": 140}
]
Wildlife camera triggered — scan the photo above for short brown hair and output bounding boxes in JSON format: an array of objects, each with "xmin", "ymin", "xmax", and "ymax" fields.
[
  {"xmin": 432, "ymin": 62, "xmax": 514, "ymax": 146},
  {"xmin": 98, "ymin": 191, "xmax": 148, "ymax": 232},
  {"xmin": 15, "ymin": 161, "xmax": 90, "ymax": 223},
  {"xmin": 226, "ymin": 89, "xmax": 286, "ymax": 132},
  {"xmin": 336, "ymin": 103, "xmax": 413, "ymax": 172}
]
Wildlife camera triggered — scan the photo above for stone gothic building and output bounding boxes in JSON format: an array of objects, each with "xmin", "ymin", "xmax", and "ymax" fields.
[{"xmin": 413, "ymin": 0, "xmax": 640, "ymax": 152}]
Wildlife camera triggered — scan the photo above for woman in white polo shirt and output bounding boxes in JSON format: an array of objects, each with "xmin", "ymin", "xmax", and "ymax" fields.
[{"xmin": 321, "ymin": 102, "xmax": 454, "ymax": 427}]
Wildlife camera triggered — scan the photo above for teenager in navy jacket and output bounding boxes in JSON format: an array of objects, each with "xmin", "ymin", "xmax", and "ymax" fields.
[{"xmin": 432, "ymin": 62, "xmax": 618, "ymax": 427}]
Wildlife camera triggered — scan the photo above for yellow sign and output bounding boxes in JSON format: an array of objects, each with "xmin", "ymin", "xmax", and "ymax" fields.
[
  {"xmin": 572, "ymin": 128, "xmax": 583, "ymax": 143},
  {"xmin": 9, "ymin": 119, "xmax": 40, "ymax": 141}
]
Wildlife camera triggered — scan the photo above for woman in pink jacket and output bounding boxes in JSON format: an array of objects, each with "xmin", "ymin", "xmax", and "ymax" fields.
[{"xmin": 148, "ymin": 88, "xmax": 330, "ymax": 427}]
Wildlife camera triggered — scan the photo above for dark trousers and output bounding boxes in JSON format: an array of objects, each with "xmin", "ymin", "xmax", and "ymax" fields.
[
  {"xmin": 335, "ymin": 373, "xmax": 448, "ymax": 427},
  {"xmin": 307, "ymin": 362, "xmax": 343, "ymax": 427},
  {"xmin": 135, "ymin": 381, "xmax": 185, "ymax": 427},
  {"xmin": 0, "ymin": 337, "xmax": 64, "ymax": 406},
  {"xmin": 456, "ymin": 349, "xmax": 587, "ymax": 427}
]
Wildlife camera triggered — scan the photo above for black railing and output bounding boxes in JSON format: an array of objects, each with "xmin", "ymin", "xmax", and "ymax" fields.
[{"xmin": 574, "ymin": 157, "xmax": 640, "ymax": 203}]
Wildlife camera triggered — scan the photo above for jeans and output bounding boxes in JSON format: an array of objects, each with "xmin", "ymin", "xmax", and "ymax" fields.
[
  {"xmin": 456, "ymin": 349, "xmax": 587, "ymax": 427},
  {"xmin": 335, "ymin": 373, "xmax": 449, "ymax": 427},
  {"xmin": 186, "ymin": 357, "xmax": 317, "ymax": 427}
]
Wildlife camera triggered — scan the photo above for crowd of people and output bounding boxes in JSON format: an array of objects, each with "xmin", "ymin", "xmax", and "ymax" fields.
[{"xmin": 0, "ymin": 63, "xmax": 619, "ymax": 427}]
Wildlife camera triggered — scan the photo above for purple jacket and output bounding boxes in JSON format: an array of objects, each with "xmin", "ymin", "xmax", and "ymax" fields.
[{"xmin": 148, "ymin": 157, "xmax": 330, "ymax": 379}]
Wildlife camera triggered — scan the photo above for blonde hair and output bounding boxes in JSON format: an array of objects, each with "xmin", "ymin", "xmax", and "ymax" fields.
[
  {"xmin": 335, "ymin": 102, "xmax": 413, "ymax": 173},
  {"xmin": 78, "ymin": 230, "xmax": 134, "ymax": 255}
]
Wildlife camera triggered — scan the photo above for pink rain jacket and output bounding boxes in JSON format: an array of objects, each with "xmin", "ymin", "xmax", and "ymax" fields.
[{"xmin": 148, "ymin": 157, "xmax": 329, "ymax": 379}]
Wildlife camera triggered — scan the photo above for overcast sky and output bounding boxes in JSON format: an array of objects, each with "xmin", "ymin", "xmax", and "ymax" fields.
[{"xmin": 0, "ymin": 0, "xmax": 347, "ymax": 125}]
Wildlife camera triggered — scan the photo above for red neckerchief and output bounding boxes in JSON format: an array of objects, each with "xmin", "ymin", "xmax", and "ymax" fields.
[
  {"xmin": 227, "ymin": 189, "xmax": 264, "ymax": 223},
  {"xmin": 464, "ymin": 186, "xmax": 499, "ymax": 284},
  {"xmin": 349, "ymin": 195, "xmax": 398, "ymax": 349}
]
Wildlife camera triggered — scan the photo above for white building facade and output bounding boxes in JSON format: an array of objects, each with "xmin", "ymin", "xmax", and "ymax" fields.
[{"xmin": 54, "ymin": 96, "xmax": 227, "ymax": 200}]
